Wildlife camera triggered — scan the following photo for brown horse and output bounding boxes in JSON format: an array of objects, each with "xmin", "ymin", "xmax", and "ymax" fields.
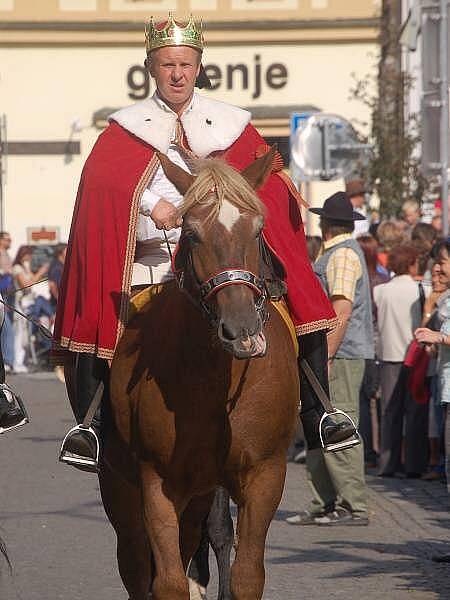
[{"xmin": 100, "ymin": 149, "xmax": 299, "ymax": 600}]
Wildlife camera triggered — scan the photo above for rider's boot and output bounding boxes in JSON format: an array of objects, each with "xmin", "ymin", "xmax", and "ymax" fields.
[
  {"xmin": 298, "ymin": 330, "xmax": 360, "ymax": 453},
  {"xmin": 59, "ymin": 353, "xmax": 107, "ymax": 473},
  {"xmin": 0, "ymin": 383, "xmax": 29, "ymax": 434}
]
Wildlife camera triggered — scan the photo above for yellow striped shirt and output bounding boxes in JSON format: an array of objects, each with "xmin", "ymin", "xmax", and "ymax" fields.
[{"xmin": 323, "ymin": 234, "xmax": 362, "ymax": 302}]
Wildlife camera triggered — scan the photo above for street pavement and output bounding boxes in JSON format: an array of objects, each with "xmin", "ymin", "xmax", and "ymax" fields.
[{"xmin": 0, "ymin": 372, "xmax": 449, "ymax": 600}]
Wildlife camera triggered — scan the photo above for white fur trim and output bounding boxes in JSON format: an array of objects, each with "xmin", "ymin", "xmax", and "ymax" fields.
[
  {"xmin": 109, "ymin": 93, "xmax": 251, "ymax": 158},
  {"xmin": 109, "ymin": 95, "xmax": 176, "ymax": 153}
]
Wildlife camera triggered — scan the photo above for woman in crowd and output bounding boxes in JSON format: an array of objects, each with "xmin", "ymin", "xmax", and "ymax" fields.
[
  {"xmin": 420, "ymin": 260, "xmax": 447, "ymax": 480},
  {"xmin": 374, "ymin": 243, "xmax": 426, "ymax": 477},
  {"xmin": 12, "ymin": 247, "xmax": 48, "ymax": 373},
  {"xmin": 415, "ymin": 240, "xmax": 450, "ymax": 494},
  {"xmin": 357, "ymin": 234, "xmax": 390, "ymax": 467},
  {"xmin": 376, "ymin": 220, "xmax": 405, "ymax": 271}
]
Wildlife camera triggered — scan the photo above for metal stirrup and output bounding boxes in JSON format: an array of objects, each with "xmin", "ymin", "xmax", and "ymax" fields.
[
  {"xmin": 300, "ymin": 359, "xmax": 360, "ymax": 452},
  {"xmin": 59, "ymin": 381, "xmax": 104, "ymax": 470}
]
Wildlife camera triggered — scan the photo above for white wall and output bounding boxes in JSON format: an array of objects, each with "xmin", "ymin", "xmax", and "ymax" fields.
[{"xmin": 0, "ymin": 42, "xmax": 376, "ymax": 252}]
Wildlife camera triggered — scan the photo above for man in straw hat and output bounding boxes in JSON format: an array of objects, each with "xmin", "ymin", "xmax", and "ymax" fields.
[
  {"xmin": 288, "ymin": 192, "xmax": 373, "ymax": 525},
  {"xmin": 55, "ymin": 14, "xmax": 357, "ymax": 471}
]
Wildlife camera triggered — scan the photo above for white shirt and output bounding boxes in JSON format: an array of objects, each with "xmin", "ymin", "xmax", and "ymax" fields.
[
  {"xmin": 352, "ymin": 208, "xmax": 370, "ymax": 239},
  {"xmin": 373, "ymin": 275, "xmax": 424, "ymax": 361},
  {"xmin": 137, "ymin": 94, "xmax": 193, "ymax": 243}
]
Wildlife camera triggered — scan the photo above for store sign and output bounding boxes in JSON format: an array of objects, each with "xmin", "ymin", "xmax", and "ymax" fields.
[
  {"xmin": 26, "ymin": 227, "xmax": 60, "ymax": 244},
  {"xmin": 126, "ymin": 54, "xmax": 288, "ymax": 101}
]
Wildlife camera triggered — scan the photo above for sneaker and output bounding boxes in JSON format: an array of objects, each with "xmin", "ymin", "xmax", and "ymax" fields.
[
  {"xmin": 286, "ymin": 510, "xmax": 328, "ymax": 526},
  {"xmin": 12, "ymin": 365, "xmax": 28, "ymax": 374},
  {"xmin": 315, "ymin": 508, "xmax": 369, "ymax": 526}
]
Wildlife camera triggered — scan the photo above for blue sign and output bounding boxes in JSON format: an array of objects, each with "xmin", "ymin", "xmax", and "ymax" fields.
[{"xmin": 290, "ymin": 112, "xmax": 313, "ymax": 137}]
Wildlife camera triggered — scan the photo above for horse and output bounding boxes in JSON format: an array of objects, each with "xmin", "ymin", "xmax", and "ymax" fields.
[{"xmin": 99, "ymin": 147, "xmax": 299, "ymax": 600}]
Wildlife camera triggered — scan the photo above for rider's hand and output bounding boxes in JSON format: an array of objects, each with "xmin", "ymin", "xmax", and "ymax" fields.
[{"xmin": 150, "ymin": 198, "xmax": 182, "ymax": 231}]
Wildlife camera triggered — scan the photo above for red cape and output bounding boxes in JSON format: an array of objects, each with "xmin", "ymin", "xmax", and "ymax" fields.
[{"xmin": 54, "ymin": 121, "xmax": 335, "ymax": 360}]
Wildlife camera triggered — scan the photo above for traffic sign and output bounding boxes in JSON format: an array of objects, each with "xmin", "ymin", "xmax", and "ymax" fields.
[{"xmin": 290, "ymin": 113, "xmax": 371, "ymax": 182}]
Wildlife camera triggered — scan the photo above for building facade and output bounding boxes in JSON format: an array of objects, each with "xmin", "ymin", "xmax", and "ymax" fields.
[{"xmin": 0, "ymin": 0, "xmax": 380, "ymax": 249}]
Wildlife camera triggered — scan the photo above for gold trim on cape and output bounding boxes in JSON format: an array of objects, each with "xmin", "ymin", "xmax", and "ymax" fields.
[
  {"xmin": 114, "ymin": 155, "xmax": 160, "ymax": 352},
  {"xmin": 295, "ymin": 316, "xmax": 338, "ymax": 336}
]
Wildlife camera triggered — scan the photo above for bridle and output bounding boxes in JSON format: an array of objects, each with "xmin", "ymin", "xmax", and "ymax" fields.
[{"xmin": 163, "ymin": 230, "xmax": 268, "ymax": 326}]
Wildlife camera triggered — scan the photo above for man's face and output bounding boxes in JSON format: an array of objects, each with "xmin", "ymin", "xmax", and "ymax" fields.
[
  {"xmin": 404, "ymin": 208, "xmax": 420, "ymax": 226},
  {"xmin": 0, "ymin": 234, "xmax": 11, "ymax": 250},
  {"xmin": 149, "ymin": 46, "xmax": 201, "ymax": 114},
  {"xmin": 350, "ymin": 194, "xmax": 364, "ymax": 209}
]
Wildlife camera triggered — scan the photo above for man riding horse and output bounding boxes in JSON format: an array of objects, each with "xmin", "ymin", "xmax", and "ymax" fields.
[{"xmin": 54, "ymin": 13, "xmax": 357, "ymax": 472}]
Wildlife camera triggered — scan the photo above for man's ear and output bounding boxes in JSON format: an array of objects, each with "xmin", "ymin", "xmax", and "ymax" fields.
[
  {"xmin": 156, "ymin": 151, "xmax": 195, "ymax": 196},
  {"xmin": 241, "ymin": 145, "xmax": 277, "ymax": 190}
]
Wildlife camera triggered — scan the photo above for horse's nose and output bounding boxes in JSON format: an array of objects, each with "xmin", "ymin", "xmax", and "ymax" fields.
[
  {"xmin": 219, "ymin": 319, "xmax": 239, "ymax": 342},
  {"xmin": 218, "ymin": 319, "xmax": 259, "ymax": 342}
]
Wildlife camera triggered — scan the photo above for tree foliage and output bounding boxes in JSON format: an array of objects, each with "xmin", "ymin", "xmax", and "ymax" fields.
[{"xmin": 350, "ymin": 0, "xmax": 426, "ymax": 217}]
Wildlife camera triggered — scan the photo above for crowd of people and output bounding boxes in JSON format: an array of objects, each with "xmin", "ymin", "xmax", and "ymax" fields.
[
  {"xmin": 0, "ymin": 232, "xmax": 67, "ymax": 374},
  {"xmin": 1, "ymin": 189, "xmax": 448, "ymax": 490},
  {"xmin": 298, "ymin": 195, "xmax": 450, "ymax": 487}
]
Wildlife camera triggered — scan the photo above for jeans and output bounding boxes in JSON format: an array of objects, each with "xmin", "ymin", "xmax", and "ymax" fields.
[
  {"xmin": 0, "ymin": 302, "xmax": 14, "ymax": 367},
  {"xmin": 30, "ymin": 296, "xmax": 55, "ymax": 352}
]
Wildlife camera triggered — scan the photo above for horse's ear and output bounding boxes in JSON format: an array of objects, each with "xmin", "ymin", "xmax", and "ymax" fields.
[
  {"xmin": 241, "ymin": 145, "xmax": 277, "ymax": 190},
  {"xmin": 156, "ymin": 151, "xmax": 195, "ymax": 196}
]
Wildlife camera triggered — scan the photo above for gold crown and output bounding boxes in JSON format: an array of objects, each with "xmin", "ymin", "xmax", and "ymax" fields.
[{"xmin": 145, "ymin": 13, "xmax": 204, "ymax": 54}]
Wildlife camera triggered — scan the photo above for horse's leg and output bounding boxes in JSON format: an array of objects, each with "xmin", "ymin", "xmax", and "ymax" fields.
[
  {"xmin": 187, "ymin": 519, "xmax": 210, "ymax": 592},
  {"xmin": 207, "ymin": 487, "xmax": 233, "ymax": 600},
  {"xmin": 230, "ymin": 458, "xmax": 286, "ymax": 600},
  {"xmin": 180, "ymin": 493, "xmax": 214, "ymax": 572},
  {"xmin": 99, "ymin": 458, "xmax": 152, "ymax": 600},
  {"xmin": 186, "ymin": 487, "xmax": 234, "ymax": 600},
  {"xmin": 140, "ymin": 463, "xmax": 189, "ymax": 600},
  {"xmin": 180, "ymin": 492, "xmax": 214, "ymax": 600}
]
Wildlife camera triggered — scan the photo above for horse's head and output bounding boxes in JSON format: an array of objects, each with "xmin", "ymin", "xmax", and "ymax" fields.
[{"xmin": 157, "ymin": 147, "xmax": 276, "ymax": 359}]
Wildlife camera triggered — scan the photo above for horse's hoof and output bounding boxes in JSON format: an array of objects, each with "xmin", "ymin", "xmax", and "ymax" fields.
[{"xmin": 188, "ymin": 577, "xmax": 207, "ymax": 600}]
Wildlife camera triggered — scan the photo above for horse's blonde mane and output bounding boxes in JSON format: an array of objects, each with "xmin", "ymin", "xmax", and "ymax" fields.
[{"xmin": 179, "ymin": 159, "xmax": 265, "ymax": 224}]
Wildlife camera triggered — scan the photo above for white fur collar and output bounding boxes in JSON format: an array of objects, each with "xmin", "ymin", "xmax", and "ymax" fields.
[{"xmin": 109, "ymin": 92, "xmax": 251, "ymax": 158}]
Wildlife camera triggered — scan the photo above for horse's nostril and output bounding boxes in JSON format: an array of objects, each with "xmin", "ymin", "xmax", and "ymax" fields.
[{"xmin": 220, "ymin": 322, "xmax": 237, "ymax": 342}]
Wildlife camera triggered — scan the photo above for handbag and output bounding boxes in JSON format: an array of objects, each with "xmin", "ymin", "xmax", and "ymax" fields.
[{"xmin": 404, "ymin": 339, "xmax": 430, "ymax": 404}]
